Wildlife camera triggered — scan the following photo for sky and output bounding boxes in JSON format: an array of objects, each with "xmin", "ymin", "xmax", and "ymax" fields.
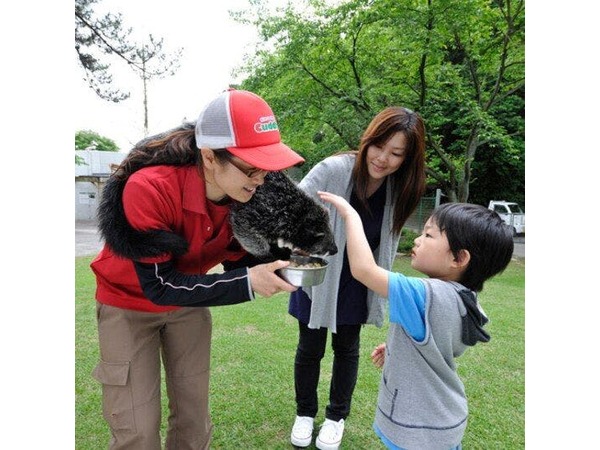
[{"xmin": 74, "ymin": 0, "xmax": 280, "ymax": 152}]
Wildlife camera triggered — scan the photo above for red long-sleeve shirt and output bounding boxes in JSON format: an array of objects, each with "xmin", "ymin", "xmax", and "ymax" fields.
[{"xmin": 91, "ymin": 165, "xmax": 250, "ymax": 313}]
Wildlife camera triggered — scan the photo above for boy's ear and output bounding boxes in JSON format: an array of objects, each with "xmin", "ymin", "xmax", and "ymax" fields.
[{"xmin": 452, "ymin": 249, "xmax": 471, "ymax": 269}]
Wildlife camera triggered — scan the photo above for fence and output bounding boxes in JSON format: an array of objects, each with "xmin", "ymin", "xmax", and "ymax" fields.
[{"xmin": 403, "ymin": 189, "xmax": 442, "ymax": 232}]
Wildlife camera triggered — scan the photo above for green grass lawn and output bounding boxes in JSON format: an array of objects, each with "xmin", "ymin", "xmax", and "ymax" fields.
[{"xmin": 75, "ymin": 255, "xmax": 525, "ymax": 449}]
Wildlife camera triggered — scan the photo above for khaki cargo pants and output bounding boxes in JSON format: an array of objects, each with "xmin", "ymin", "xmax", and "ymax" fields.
[{"xmin": 92, "ymin": 303, "xmax": 213, "ymax": 450}]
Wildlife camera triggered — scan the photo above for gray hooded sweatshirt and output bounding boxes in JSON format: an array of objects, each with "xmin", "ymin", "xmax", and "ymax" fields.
[{"xmin": 375, "ymin": 279, "xmax": 475, "ymax": 449}]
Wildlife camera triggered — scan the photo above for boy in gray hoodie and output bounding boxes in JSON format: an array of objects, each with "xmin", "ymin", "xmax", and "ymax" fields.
[{"xmin": 318, "ymin": 193, "xmax": 513, "ymax": 450}]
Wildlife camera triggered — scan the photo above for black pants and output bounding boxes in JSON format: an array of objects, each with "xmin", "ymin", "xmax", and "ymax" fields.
[{"xmin": 294, "ymin": 321, "xmax": 362, "ymax": 421}]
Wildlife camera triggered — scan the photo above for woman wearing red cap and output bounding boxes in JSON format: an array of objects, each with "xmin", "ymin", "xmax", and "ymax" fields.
[{"xmin": 90, "ymin": 89, "xmax": 303, "ymax": 449}]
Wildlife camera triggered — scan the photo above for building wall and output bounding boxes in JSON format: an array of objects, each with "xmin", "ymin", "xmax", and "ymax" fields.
[
  {"xmin": 75, "ymin": 181, "xmax": 100, "ymax": 220},
  {"xmin": 75, "ymin": 150, "xmax": 127, "ymax": 221}
]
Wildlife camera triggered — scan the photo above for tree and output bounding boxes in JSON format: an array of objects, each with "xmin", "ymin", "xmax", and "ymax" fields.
[
  {"xmin": 235, "ymin": 0, "xmax": 525, "ymax": 204},
  {"xmin": 75, "ymin": 130, "xmax": 119, "ymax": 151},
  {"xmin": 75, "ymin": 0, "xmax": 183, "ymax": 134},
  {"xmin": 128, "ymin": 35, "xmax": 182, "ymax": 136},
  {"xmin": 75, "ymin": 0, "xmax": 134, "ymax": 102}
]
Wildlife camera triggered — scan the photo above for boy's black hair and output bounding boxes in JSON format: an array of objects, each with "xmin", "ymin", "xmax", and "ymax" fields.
[{"xmin": 431, "ymin": 203, "xmax": 514, "ymax": 292}]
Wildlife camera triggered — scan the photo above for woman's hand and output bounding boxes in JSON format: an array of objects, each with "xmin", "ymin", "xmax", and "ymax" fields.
[
  {"xmin": 371, "ymin": 343, "xmax": 386, "ymax": 368},
  {"xmin": 248, "ymin": 260, "xmax": 297, "ymax": 297}
]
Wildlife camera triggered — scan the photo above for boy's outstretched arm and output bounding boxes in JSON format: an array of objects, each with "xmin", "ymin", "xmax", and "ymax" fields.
[{"xmin": 318, "ymin": 191, "xmax": 389, "ymax": 298}]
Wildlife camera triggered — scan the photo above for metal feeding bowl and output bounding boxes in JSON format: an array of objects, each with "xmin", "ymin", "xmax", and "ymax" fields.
[{"xmin": 277, "ymin": 255, "xmax": 329, "ymax": 287}]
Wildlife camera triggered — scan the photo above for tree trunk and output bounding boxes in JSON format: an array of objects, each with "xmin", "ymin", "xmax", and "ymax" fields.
[
  {"xmin": 143, "ymin": 60, "xmax": 148, "ymax": 136},
  {"xmin": 458, "ymin": 126, "xmax": 480, "ymax": 202}
]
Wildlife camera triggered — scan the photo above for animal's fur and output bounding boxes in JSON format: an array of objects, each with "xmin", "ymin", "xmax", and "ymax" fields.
[
  {"xmin": 230, "ymin": 171, "xmax": 338, "ymax": 261},
  {"xmin": 97, "ymin": 166, "xmax": 337, "ymax": 263},
  {"xmin": 97, "ymin": 175, "xmax": 190, "ymax": 260}
]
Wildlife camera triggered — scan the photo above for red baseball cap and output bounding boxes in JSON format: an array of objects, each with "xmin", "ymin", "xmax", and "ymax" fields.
[{"xmin": 194, "ymin": 89, "xmax": 305, "ymax": 170}]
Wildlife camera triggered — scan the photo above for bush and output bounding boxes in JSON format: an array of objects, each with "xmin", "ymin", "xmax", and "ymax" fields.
[{"xmin": 397, "ymin": 228, "xmax": 419, "ymax": 254}]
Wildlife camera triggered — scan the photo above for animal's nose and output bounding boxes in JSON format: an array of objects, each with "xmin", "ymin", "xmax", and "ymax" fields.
[{"xmin": 329, "ymin": 243, "xmax": 338, "ymax": 256}]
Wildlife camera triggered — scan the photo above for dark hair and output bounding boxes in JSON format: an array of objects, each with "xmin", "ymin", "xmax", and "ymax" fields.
[
  {"xmin": 431, "ymin": 203, "xmax": 514, "ymax": 292},
  {"xmin": 111, "ymin": 121, "xmax": 233, "ymax": 180},
  {"xmin": 351, "ymin": 107, "xmax": 426, "ymax": 234}
]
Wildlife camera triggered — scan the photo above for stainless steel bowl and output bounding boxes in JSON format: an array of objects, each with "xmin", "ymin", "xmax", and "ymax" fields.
[{"xmin": 277, "ymin": 255, "xmax": 328, "ymax": 287}]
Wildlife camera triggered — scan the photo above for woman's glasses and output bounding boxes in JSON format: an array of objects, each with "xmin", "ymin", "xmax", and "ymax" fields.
[{"xmin": 228, "ymin": 157, "xmax": 268, "ymax": 179}]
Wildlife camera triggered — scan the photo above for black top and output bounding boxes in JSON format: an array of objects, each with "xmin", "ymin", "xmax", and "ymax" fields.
[{"xmin": 288, "ymin": 182, "xmax": 387, "ymax": 325}]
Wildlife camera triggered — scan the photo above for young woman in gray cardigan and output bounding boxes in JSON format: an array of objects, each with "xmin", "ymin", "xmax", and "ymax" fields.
[
  {"xmin": 320, "ymin": 195, "xmax": 514, "ymax": 450},
  {"xmin": 289, "ymin": 107, "xmax": 427, "ymax": 450}
]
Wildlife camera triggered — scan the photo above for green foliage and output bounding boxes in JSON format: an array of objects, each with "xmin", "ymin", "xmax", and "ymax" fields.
[
  {"xmin": 236, "ymin": 0, "xmax": 525, "ymax": 199},
  {"xmin": 75, "ymin": 154, "xmax": 88, "ymax": 166},
  {"xmin": 76, "ymin": 255, "xmax": 524, "ymax": 449},
  {"xmin": 75, "ymin": 129, "xmax": 119, "ymax": 151},
  {"xmin": 469, "ymin": 90, "xmax": 526, "ymax": 207},
  {"xmin": 397, "ymin": 228, "xmax": 419, "ymax": 254}
]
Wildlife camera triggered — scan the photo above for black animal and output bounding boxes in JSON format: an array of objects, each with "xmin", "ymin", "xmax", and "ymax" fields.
[{"xmin": 230, "ymin": 171, "xmax": 338, "ymax": 261}]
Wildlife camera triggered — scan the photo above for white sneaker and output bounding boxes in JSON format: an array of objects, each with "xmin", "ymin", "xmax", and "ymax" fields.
[
  {"xmin": 315, "ymin": 418, "xmax": 345, "ymax": 450},
  {"xmin": 291, "ymin": 415, "xmax": 314, "ymax": 447}
]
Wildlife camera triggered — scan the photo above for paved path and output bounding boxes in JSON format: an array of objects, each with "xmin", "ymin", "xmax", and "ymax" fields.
[
  {"xmin": 76, "ymin": 221, "xmax": 525, "ymax": 260},
  {"xmin": 75, "ymin": 220, "xmax": 104, "ymax": 257},
  {"xmin": 513, "ymin": 235, "xmax": 525, "ymax": 259}
]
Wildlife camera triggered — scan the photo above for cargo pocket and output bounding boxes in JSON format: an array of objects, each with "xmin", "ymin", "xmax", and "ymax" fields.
[{"xmin": 92, "ymin": 360, "xmax": 136, "ymax": 432}]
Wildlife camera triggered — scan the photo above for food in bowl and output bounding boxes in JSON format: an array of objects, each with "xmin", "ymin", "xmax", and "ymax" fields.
[
  {"xmin": 287, "ymin": 260, "xmax": 324, "ymax": 269},
  {"xmin": 277, "ymin": 255, "xmax": 328, "ymax": 287}
]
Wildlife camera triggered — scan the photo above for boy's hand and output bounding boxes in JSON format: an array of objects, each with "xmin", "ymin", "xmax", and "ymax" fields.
[
  {"xmin": 371, "ymin": 343, "xmax": 386, "ymax": 368},
  {"xmin": 318, "ymin": 191, "xmax": 355, "ymax": 219}
]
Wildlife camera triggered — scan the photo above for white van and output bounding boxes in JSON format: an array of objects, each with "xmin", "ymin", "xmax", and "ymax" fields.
[{"xmin": 488, "ymin": 201, "xmax": 525, "ymax": 235}]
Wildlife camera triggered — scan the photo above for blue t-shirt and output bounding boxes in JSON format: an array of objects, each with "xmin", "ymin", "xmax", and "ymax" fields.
[
  {"xmin": 374, "ymin": 423, "xmax": 462, "ymax": 450},
  {"xmin": 387, "ymin": 272, "xmax": 427, "ymax": 341}
]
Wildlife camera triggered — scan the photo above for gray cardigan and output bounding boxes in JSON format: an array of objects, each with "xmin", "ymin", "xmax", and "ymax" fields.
[{"xmin": 298, "ymin": 154, "xmax": 401, "ymax": 332}]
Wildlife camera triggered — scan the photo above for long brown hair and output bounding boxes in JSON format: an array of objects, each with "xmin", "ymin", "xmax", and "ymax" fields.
[
  {"xmin": 112, "ymin": 122, "xmax": 199, "ymax": 180},
  {"xmin": 351, "ymin": 107, "xmax": 426, "ymax": 235}
]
